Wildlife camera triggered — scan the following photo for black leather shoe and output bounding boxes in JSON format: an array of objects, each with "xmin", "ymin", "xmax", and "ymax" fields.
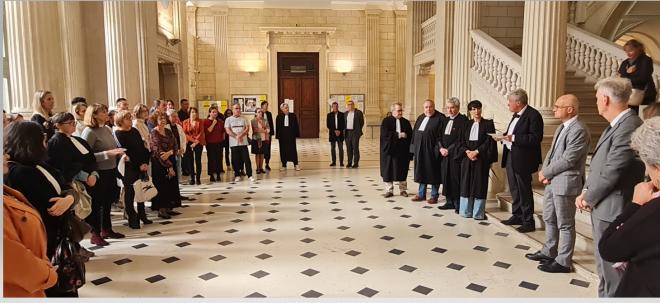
[
  {"xmin": 501, "ymin": 216, "xmax": 523, "ymax": 225},
  {"xmin": 525, "ymin": 251, "xmax": 553, "ymax": 263},
  {"xmin": 353, "ymin": 164, "xmax": 359, "ymax": 168},
  {"xmin": 538, "ymin": 261, "xmax": 571, "ymax": 273},
  {"xmin": 516, "ymin": 224, "xmax": 536, "ymax": 233},
  {"xmin": 329, "ymin": 162, "xmax": 336, "ymax": 167},
  {"xmin": 346, "ymin": 163, "xmax": 352, "ymax": 168},
  {"xmin": 438, "ymin": 204, "xmax": 454, "ymax": 210},
  {"xmin": 384, "ymin": 192, "xmax": 394, "ymax": 198}
]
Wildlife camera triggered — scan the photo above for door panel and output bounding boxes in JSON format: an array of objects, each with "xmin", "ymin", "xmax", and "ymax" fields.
[{"xmin": 277, "ymin": 52, "xmax": 319, "ymax": 138}]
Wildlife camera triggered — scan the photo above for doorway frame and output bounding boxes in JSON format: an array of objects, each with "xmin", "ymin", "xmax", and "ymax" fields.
[{"xmin": 263, "ymin": 27, "xmax": 334, "ymax": 138}]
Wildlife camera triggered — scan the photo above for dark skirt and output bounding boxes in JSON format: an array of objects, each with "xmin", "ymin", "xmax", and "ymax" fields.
[
  {"xmin": 251, "ymin": 139, "xmax": 265, "ymax": 154},
  {"xmin": 151, "ymin": 156, "xmax": 181, "ymax": 210}
]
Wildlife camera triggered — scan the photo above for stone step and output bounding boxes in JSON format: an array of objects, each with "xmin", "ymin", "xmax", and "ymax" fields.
[{"xmin": 491, "ymin": 193, "xmax": 598, "ymax": 282}]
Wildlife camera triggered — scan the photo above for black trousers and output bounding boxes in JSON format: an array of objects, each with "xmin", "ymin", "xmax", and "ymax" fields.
[
  {"xmin": 206, "ymin": 142, "xmax": 222, "ymax": 175},
  {"xmin": 185, "ymin": 143, "xmax": 203, "ymax": 181},
  {"xmin": 123, "ymin": 165, "xmax": 140, "ymax": 217},
  {"xmin": 345, "ymin": 130, "xmax": 360, "ymax": 165},
  {"xmin": 223, "ymin": 141, "xmax": 231, "ymax": 166},
  {"xmin": 506, "ymin": 155, "xmax": 535, "ymax": 226},
  {"xmin": 330, "ymin": 140, "xmax": 344, "ymax": 164},
  {"xmin": 231, "ymin": 146, "xmax": 252, "ymax": 177},
  {"xmin": 86, "ymin": 169, "xmax": 119, "ymax": 233},
  {"xmin": 263, "ymin": 138, "xmax": 272, "ymax": 163}
]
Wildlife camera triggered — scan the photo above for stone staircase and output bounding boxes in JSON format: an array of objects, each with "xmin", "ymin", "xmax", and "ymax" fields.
[{"xmin": 564, "ymin": 70, "xmax": 609, "ymax": 151}]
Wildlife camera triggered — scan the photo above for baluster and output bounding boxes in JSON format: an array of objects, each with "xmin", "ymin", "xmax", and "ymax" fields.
[
  {"xmin": 505, "ymin": 67, "xmax": 513, "ymax": 95},
  {"xmin": 578, "ymin": 41, "xmax": 586, "ymax": 72},
  {"xmin": 486, "ymin": 53, "xmax": 495, "ymax": 83},
  {"xmin": 497, "ymin": 60, "xmax": 506, "ymax": 94},
  {"xmin": 610, "ymin": 56, "xmax": 619, "ymax": 77},
  {"xmin": 599, "ymin": 51, "xmax": 608, "ymax": 79},
  {"xmin": 593, "ymin": 51, "xmax": 602, "ymax": 79},
  {"xmin": 567, "ymin": 36, "xmax": 575, "ymax": 66},
  {"xmin": 587, "ymin": 46, "xmax": 597, "ymax": 77}
]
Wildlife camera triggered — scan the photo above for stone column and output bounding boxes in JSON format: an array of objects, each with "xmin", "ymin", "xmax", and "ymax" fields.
[
  {"xmin": 104, "ymin": 1, "xmax": 143, "ymax": 108},
  {"xmin": 365, "ymin": 9, "xmax": 382, "ymax": 125},
  {"xmin": 5, "ymin": 1, "xmax": 67, "ymax": 114},
  {"xmin": 213, "ymin": 7, "xmax": 230, "ymax": 101},
  {"xmin": 403, "ymin": 4, "xmax": 415, "ymax": 119},
  {"xmin": 434, "ymin": 0, "xmax": 454, "ymax": 108},
  {"xmin": 395, "ymin": 10, "xmax": 407, "ymax": 106},
  {"xmin": 186, "ymin": 6, "xmax": 198, "ymax": 103},
  {"xmin": 450, "ymin": 1, "xmax": 480, "ymax": 104},
  {"xmin": 521, "ymin": 1, "xmax": 567, "ymax": 112},
  {"xmin": 59, "ymin": 2, "xmax": 88, "ymax": 105}
]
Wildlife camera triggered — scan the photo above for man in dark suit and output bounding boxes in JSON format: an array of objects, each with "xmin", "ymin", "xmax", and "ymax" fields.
[
  {"xmin": 525, "ymin": 94, "xmax": 590, "ymax": 273},
  {"xmin": 261, "ymin": 101, "xmax": 275, "ymax": 171},
  {"xmin": 438, "ymin": 97, "xmax": 469, "ymax": 212},
  {"xmin": 327, "ymin": 102, "xmax": 345, "ymax": 166},
  {"xmin": 497, "ymin": 88, "xmax": 544, "ymax": 233},
  {"xmin": 344, "ymin": 100, "xmax": 365, "ymax": 168},
  {"xmin": 575, "ymin": 77, "xmax": 645, "ymax": 297}
]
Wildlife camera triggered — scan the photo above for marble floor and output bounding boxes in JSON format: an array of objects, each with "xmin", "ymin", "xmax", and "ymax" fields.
[{"xmin": 79, "ymin": 138, "xmax": 597, "ymax": 298}]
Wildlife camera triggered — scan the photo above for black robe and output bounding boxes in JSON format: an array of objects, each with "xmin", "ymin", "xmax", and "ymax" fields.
[
  {"xmin": 380, "ymin": 116, "xmax": 413, "ymax": 182},
  {"xmin": 47, "ymin": 132, "xmax": 97, "ymax": 184},
  {"xmin": 411, "ymin": 111, "xmax": 443, "ymax": 185},
  {"xmin": 276, "ymin": 113, "xmax": 300, "ymax": 163},
  {"xmin": 458, "ymin": 118, "xmax": 497, "ymax": 199},
  {"xmin": 439, "ymin": 113, "xmax": 469, "ymax": 199}
]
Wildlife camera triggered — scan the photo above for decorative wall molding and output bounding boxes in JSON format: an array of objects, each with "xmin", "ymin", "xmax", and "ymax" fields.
[
  {"xmin": 260, "ymin": 27, "xmax": 336, "ymax": 49},
  {"xmin": 157, "ymin": 41, "xmax": 182, "ymax": 63}
]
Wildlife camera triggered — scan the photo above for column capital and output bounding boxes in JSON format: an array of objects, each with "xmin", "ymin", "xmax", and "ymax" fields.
[
  {"xmin": 186, "ymin": 5, "xmax": 198, "ymax": 13},
  {"xmin": 210, "ymin": 6, "xmax": 228, "ymax": 16},
  {"xmin": 394, "ymin": 10, "xmax": 407, "ymax": 17},
  {"xmin": 365, "ymin": 8, "xmax": 383, "ymax": 16}
]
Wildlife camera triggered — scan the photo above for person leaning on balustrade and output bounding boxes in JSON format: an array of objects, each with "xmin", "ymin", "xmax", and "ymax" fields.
[
  {"xmin": 598, "ymin": 117, "xmax": 660, "ymax": 297},
  {"xmin": 618, "ymin": 39, "xmax": 657, "ymax": 114}
]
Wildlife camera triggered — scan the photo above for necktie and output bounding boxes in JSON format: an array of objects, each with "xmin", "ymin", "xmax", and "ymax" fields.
[{"xmin": 548, "ymin": 124, "xmax": 565, "ymax": 161}]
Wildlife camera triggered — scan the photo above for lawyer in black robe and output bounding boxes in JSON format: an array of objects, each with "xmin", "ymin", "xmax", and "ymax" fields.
[
  {"xmin": 410, "ymin": 104, "xmax": 444, "ymax": 202},
  {"xmin": 458, "ymin": 101, "xmax": 497, "ymax": 220},
  {"xmin": 276, "ymin": 104, "xmax": 300, "ymax": 168},
  {"xmin": 438, "ymin": 112, "xmax": 469, "ymax": 210},
  {"xmin": 380, "ymin": 113, "xmax": 413, "ymax": 196}
]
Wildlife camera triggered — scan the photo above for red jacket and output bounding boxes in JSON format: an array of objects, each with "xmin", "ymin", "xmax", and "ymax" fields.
[
  {"xmin": 183, "ymin": 118, "xmax": 206, "ymax": 146},
  {"xmin": 204, "ymin": 118, "xmax": 225, "ymax": 144}
]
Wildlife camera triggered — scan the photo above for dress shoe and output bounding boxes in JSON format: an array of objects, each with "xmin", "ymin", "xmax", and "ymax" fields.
[
  {"xmin": 352, "ymin": 164, "xmax": 359, "ymax": 168},
  {"xmin": 158, "ymin": 210, "xmax": 171, "ymax": 219},
  {"xmin": 210, "ymin": 175, "xmax": 216, "ymax": 182},
  {"xmin": 340, "ymin": 162, "xmax": 344, "ymax": 167},
  {"xmin": 265, "ymin": 165, "xmax": 271, "ymax": 171},
  {"xmin": 501, "ymin": 216, "xmax": 523, "ymax": 225},
  {"xmin": 516, "ymin": 224, "xmax": 536, "ymax": 233},
  {"xmin": 411, "ymin": 195, "xmax": 425, "ymax": 202},
  {"xmin": 525, "ymin": 251, "xmax": 554, "ymax": 263},
  {"xmin": 196, "ymin": 180, "xmax": 201, "ymax": 185},
  {"xmin": 384, "ymin": 192, "xmax": 394, "ymax": 198},
  {"xmin": 426, "ymin": 198, "xmax": 438, "ymax": 204},
  {"xmin": 329, "ymin": 162, "xmax": 336, "ymax": 167},
  {"xmin": 101, "ymin": 230, "xmax": 125, "ymax": 239},
  {"xmin": 90, "ymin": 232, "xmax": 109, "ymax": 246},
  {"xmin": 167, "ymin": 210, "xmax": 182, "ymax": 216},
  {"xmin": 400, "ymin": 191, "xmax": 408, "ymax": 197},
  {"xmin": 189, "ymin": 179, "xmax": 195, "ymax": 185},
  {"xmin": 538, "ymin": 261, "xmax": 571, "ymax": 273},
  {"xmin": 438, "ymin": 203, "xmax": 455, "ymax": 210},
  {"xmin": 346, "ymin": 163, "xmax": 353, "ymax": 168},
  {"xmin": 180, "ymin": 195, "xmax": 190, "ymax": 201}
]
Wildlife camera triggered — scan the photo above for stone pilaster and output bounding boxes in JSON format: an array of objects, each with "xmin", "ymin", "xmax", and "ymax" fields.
[
  {"xmin": 450, "ymin": 1, "xmax": 479, "ymax": 104},
  {"xmin": 186, "ymin": 5, "xmax": 198, "ymax": 103},
  {"xmin": 395, "ymin": 10, "xmax": 407, "ymax": 106},
  {"xmin": 365, "ymin": 9, "xmax": 382, "ymax": 124},
  {"xmin": 213, "ymin": 7, "xmax": 230, "ymax": 101},
  {"xmin": 521, "ymin": 1, "xmax": 567, "ymax": 113},
  {"xmin": 104, "ymin": 1, "xmax": 143, "ymax": 108},
  {"xmin": 5, "ymin": 1, "xmax": 67, "ymax": 114},
  {"xmin": 59, "ymin": 2, "xmax": 88, "ymax": 105},
  {"xmin": 434, "ymin": 0, "xmax": 454, "ymax": 108}
]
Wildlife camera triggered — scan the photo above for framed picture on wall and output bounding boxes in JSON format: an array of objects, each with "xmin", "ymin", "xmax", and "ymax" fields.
[
  {"xmin": 328, "ymin": 94, "xmax": 365, "ymax": 113},
  {"xmin": 232, "ymin": 94, "xmax": 268, "ymax": 114}
]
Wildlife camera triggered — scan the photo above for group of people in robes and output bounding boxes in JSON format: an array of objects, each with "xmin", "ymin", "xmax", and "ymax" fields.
[{"xmin": 379, "ymin": 99, "xmax": 497, "ymax": 220}]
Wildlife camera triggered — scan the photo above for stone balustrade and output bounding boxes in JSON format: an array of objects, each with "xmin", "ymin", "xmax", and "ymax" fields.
[
  {"xmin": 420, "ymin": 15, "xmax": 436, "ymax": 51},
  {"xmin": 470, "ymin": 29, "xmax": 522, "ymax": 97},
  {"xmin": 567, "ymin": 24, "xmax": 660, "ymax": 92}
]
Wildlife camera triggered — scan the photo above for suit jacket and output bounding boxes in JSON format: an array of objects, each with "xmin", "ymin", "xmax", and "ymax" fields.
[
  {"xmin": 598, "ymin": 198, "xmax": 660, "ymax": 297},
  {"xmin": 327, "ymin": 111, "xmax": 346, "ymax": 142},
  {"xmin": 541, "ymin": 118, "xmax": 591, "ymax": 196},
  {"xmin": 501, "ymin": 105, "xmax": 544, "ymax": 174},
  {"xmin": 264, "ymin": 111, "xmax": 274, "ymax": 138},
  {"xmin": 344, "ymin": 109, "xmax": 365, "ymax": 137},
  {"xmin": 584, "ymin": 110, "xmax": 645, "ymax": 222}
]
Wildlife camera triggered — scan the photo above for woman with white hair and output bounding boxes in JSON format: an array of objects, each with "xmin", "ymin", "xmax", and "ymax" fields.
[
  {"xmin": 598, "ymin": 117, "xmax": 660, "ymax": 297},
  {"xmin": 275, "ymin": 102, "xmax": 301, "ymax": 171}
]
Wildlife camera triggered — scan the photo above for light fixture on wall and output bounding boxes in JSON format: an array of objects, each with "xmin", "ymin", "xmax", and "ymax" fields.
[
  {"xmin": 336, "ymin": 60, "xmax": 352, "ymax": 76},
  {"xmin": 243, "ymin": 59, "xmax": 260, "ymax": 76}
]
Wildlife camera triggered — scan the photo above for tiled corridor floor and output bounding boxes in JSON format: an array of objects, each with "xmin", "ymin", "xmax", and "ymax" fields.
[{"xmin": 79, "ymin": 139, "xmax": 597, "ymax": 298}]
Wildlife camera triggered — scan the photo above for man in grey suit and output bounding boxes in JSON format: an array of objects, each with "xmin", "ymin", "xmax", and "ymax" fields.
[
  {"xmin": 344, "ymin": 100, "xmax": 365, "ymax": 168},
  {"xmin": 575, "ymin": 77, "xmax": 645, "ymax": 297},
  {"xmin": 525, "ymin": 94, "xmax": 590, "ymax": 273}
]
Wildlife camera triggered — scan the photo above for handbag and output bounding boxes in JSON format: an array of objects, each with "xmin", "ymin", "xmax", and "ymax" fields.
[
  {"xmin": 629, "ymin": 88, "xmax": 645, "ymax": 106},
  {"xmin": 133, "ymin": 173, "xmax": 158, "ymax": 202},
  {"xmin": 69, "ymin": 212, "xmax": 91, "ymax": 243},
  {"xmin": 50, "ymin": 212, "xmax": 86, "ymax": 292},
  {"xmin": 71, "ymin": 180, "xmax": 92, "ymax": 219}
]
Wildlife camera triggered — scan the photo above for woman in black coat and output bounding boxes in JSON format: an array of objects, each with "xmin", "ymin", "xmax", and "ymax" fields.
[
  {"xmin": 47, "ymin": 113, "xmax": 98, "ymax": 185},
  {"xmin": 275, "ymin": 102, "xmax": 300, "ymax": 170},
  {"xmin": 4, "ymin": 121, "xmax": 78, "ymax": 297},
  {"xmin": 618, "ymin": 39, "xmax": 657, "ymax": 114},
  {"xmin": 598, "ymin": 117, "xmax": 660, "ymax": 297},
  {"xmin": 30, "ymin": 90, "xmax": 56, "ymax": 141}
]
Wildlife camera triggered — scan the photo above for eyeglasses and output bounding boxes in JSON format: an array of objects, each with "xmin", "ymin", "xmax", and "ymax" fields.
[
  {"xmin": 59, "ymin": 120, "xmax": 75, "ymax": 125},
  {"xmin": 552, "ymin": 105, "xmax": 573, "ymax": 110}
]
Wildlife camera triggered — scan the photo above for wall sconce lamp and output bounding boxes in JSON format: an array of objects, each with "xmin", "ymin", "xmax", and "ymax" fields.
[
  {"xmin": 336, "ymin": 60, "xmax": 352, "ymax": 76},
  {"xmin": 244, "ymin": 60, "xmax": 260, "ymax": 76}
]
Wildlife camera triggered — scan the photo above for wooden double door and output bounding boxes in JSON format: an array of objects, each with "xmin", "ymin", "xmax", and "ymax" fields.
[{"xmin": 277, "ymin": 52, "xmax": 319, "ymax": 138}]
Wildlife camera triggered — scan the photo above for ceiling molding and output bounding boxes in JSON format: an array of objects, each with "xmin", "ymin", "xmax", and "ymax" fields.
[{"xmin": 189, "ymin": 0, "xmax": 406, "ymax": 10}]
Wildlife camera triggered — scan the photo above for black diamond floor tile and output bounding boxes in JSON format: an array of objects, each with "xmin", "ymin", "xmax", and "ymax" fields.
[
  {"xmin": 198, "ymin": 272, "xmax": 218, "ymax": 281},
  {"xmin": 301, "ymin": 290, "xmax": 323, "ymax": 298},
  {"xmin": 301, "ymin": 252, "xmax": 317, "ymax": 258},
  {"xmin": 515, "ymin": 244, "xmax": 531, "ymax": 250},
  {"xmin": 256, "ymin": 253, "xmax": 272, "ymax": 260},
  {"xmin": 301, "ymin": 269, "xmax": 320, "ymax": 277},
  {"xmin": 466, "ymin": 283, "xmax": 487, "ymax": 293},
  {"xmin": 474, "ymin": 246, "xmax": 489, "ymax": 252},
  {"xmin": 493, "ymin": 261, "xmax": 511, "ymax": 269},
  {"xmin": 519, "ymin": 281, "xmax": 539, "ymax": 291},
  {"xmin": 260, "ymin": 239, "xmax": 274, "ymax": 245},
  {"xmin": 419, "ymin": 234, "xmax": 433, "ymax": 239},
  {"xmin": 389, "ymin": 248, "xmax": 405, "ymax": 255},
  {"xmin": 570, "ymin": 279, "xmax": 590, "ymax": 288},
  {"xmin": 351, "ymin": 266, "xmax": 369, "ymax": 274},
  {"xmin": 91, "ymin": 276, "xmax": 112, "ymax": 286},
  {"xmin": 357, "ymin": 287, "xmax": 379, "ymax": 298},
  {"xmin": 251, "ymin": 270, "xmax": 270, "ymax": 279},
  {"xmin": 145, "ymin": 275, "xmax": 166, "ymax": 283},
  {"xmin": 345, "ymin": 250, "xmax": 361, "ymax": 256},
  {"xmin": 432, "ymin": 247, "xmax": 447, "ymax": 254},
  {"xmin": 399, "ymin": 265, "xmax": 417, "ymax": 272},
  {"xmin": 412, "ymin": 285, "xmax": 433, "ymax": 295},
  {"xmin": 113, "ymin": 258, "xmax": 132, "ymax": 265},
  {"xmin": 341, "ymin": 237, "xmax": 355, "ymax": 242},
  {"xmin": 176, "ymin": 242, "xmax": 191, "ymax": 248},
  {"xmin": 245, "ymin": 292, "xmax": 266, "ymax": 298},
  {"xmin": 447, "ymin": 263, "xmax": 465, "ymax": 271},
  {"xmin": 132, "ymin": 243, "xmax": 148, "ymax": 249},
  {"xmin": 381, "ymin": 235, "xmax": 394, "ymax": 241},
  {"xmin": 218, "ymin": 240, "xmax": 233, "ymax": 246},
  {"xmin": 162, "ymin": 256, "xmax": 180, "ymax": 263},
  {"xmin": 209, "ymin": 254, "xmax": 226, "ymax": 261}
]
